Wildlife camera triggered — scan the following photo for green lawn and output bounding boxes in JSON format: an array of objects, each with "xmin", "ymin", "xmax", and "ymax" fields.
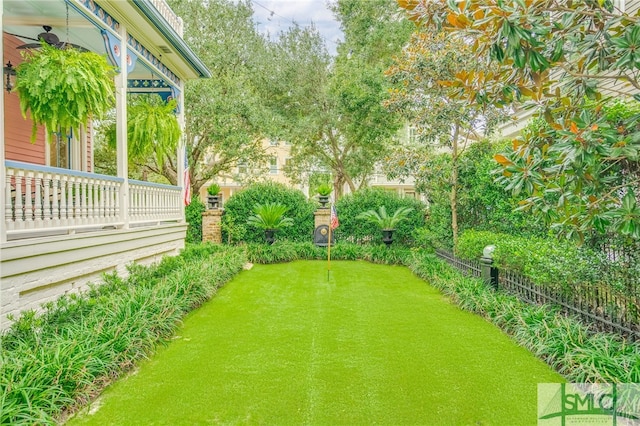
[{"xmin": 69, "ymin": 260, "xmax": 562, "ymax": 425}]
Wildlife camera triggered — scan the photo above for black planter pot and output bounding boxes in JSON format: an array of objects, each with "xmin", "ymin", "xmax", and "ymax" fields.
[
  {"xmin": 382, "ymin": 229, "xmax": 394, "ymax": 247},
  {"xmin": 265, "ymin": 229, "xmax": 276, "ymax": 245},
  {"xmin": 207, "ymin": 194, "xmax": 220, "ymax": 210},
  {"xmin": 318, "ymin": 195, "xmax": 329, "ymax": 208}
]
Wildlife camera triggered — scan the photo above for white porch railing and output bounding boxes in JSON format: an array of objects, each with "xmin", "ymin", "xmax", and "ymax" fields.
[
  {"xmin": 5, "ymin": 161, "xmax": 183, "ymax": 237},
  {"xmin": 129, "ymin": 179, "xmax": 183, "ymax": 224}
]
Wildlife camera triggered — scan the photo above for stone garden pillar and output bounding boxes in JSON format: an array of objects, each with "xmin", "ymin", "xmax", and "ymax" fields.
[{"xmin": 313, "ymin": 208, "xmax": 333, "ymax": 247}]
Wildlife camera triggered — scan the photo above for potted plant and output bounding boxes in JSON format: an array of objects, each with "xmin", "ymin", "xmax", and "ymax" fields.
[
  {"xmin": 356, "ymin": 206, "xmax": 414, "ymax": 246},
  {"xmin": 15, "ymin": 42, "xmax": 116, "ymax": 141},
  {"xmin": 246, "ymin": 202, "xmax": 293, "ymax": 244},
  {"xmin": 206, "ymin": 183, "xmax": 221, "ymax": 209},
  {"xmin": 316, "ymin": 183, "xmax": 333, "ymax": 208}
]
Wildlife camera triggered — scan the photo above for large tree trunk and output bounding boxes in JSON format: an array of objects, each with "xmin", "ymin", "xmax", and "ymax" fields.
[
  {"xmin": 344, "ymin": 173, "xmax": 357, "ymax": 194},
  {"xmin": 334, "ymin": 174, "xmax": 346, "ymax": 199}
]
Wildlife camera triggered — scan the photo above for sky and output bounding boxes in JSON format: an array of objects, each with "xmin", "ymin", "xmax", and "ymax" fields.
[{"xmin": 250, "ymin": 0, "xmax": 343, "ymax": 55}]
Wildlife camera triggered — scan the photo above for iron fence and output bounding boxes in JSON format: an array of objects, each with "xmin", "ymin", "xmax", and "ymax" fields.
[
  {"xmin": 435, "ymin": 250, "xmax": 639, "ymax": 341},
  {"xmin": 435, "ymin": 249, "xmax": 482, "ymax": 278}
]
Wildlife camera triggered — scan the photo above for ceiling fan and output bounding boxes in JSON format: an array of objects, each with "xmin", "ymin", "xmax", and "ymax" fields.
[{"xmin": 7, "ymin": 25, "xmax": 88, "ymax": 52}]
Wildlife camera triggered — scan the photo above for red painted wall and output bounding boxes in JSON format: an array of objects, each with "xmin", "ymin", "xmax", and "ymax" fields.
[
  {"xmin": 4, "ymin": 32, "xmax": 94, "ymax": 171},
  {"xmin": 4, "ymin": 33, "xmax": 46, "ymax": 164}
]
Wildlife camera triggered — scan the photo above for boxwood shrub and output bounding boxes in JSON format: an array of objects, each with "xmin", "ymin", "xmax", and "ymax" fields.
[
  {"xmin": 222, "ymin": 182, "xmax": 316, "ymax": 244},
  {"xmin": 334, "ymin": 188, "xmax": 426, "ymax": 246},
  {"xmin": 185, "ymin": 195, "xmax": 206, "ymax": 244},
  {"xmin": 455, "ymin": 229, "xmax": 605, "ymax": 290}
]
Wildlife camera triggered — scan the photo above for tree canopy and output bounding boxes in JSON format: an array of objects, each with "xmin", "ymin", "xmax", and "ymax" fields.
[
  {"xmin": 162, "ymin": 0, "xmax": 272, "ymax": 193},
  {"xmin": 384, "ymin": 25, "xmax": 505, "ymax": 244},
  {"xmin": 261, "ymin": 0, "xmax": 414, "ymax": 197},
  {"xmin": 398, "ymin": 0, "xmax": 640, "ymax": 241}
]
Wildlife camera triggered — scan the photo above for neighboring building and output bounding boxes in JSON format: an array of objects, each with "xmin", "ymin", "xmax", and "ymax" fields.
[
  {"xmin": 199, "ymin": 138, "xmax": 307, "ymax": 204},
  {"xmin": 1, "ymin": 0, "xmax": 210, "ymax": 328},
  {"xmin": 367, "ymin": 123, "xmax": 426, "ymax": 201},
  {"xmin": 201, "ymin": 131, "xmax": 425, "ymax": 204}
]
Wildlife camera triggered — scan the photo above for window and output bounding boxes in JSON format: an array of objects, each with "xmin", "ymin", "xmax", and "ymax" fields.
[
  {"xmin": 49, "ymin": 131, "xmax": 69, "ymax": 169},
  {"xmin": 237, "ymin": 161, "xmax": 247, "ymax": 175},
  {"xmin": 269, "ymin": 139, "xmax": 279, "ymax": 146},
  {"xmin": 269, "ymin": 157, "xmax": 278, "ymax": 174},
  {"xmin": 408, "ymin": 126, "xmax": 418, "ymax": 145}
]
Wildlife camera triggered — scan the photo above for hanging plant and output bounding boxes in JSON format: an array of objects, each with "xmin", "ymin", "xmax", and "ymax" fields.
[
  {"xmin": 15, "ymin": 43, "xmax": 116, "ymax": 141},
  {"xmin": 104, "ymin": 95, "xmax": 181, "ymax": 165},
  {"xmin": 127, "ymin": 95, "xmax": 181, "ymax": 165}
]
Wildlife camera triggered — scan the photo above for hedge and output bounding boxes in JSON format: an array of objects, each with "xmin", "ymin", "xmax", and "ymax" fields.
[
  {"xmin": 334, "ymin": 188, "xmax": 426, "ymax": 246},
  {"xmin": 221, "ymin": 182, "xmax": 315, "ymax": 244}
]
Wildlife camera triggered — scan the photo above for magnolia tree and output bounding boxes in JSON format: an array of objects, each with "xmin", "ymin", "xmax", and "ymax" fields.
[
  {"xmin": 384, "ymin": 28, "xmax": 505, "ymax": 244},
  {"xmin": 397, "ymin": 0, "xmax": 640, "ymax": 241}
]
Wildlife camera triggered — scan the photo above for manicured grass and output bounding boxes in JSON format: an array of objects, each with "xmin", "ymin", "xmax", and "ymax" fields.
[{"xmin": 69, "ymin": 260, "xmax": 562, "ymax": 425}]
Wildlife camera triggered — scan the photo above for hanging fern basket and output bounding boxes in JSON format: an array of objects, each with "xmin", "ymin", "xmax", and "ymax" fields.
[
  {"xmin": 15, "ymin": 43, "xmax": 116, "ymax": 142},
  {"xmin": 103, "ymin": 95, "xmax": 181, "ymax": 165},
  {"xmin": 127, "ymin": 95, "xmax": 181, "ymax": 165}
]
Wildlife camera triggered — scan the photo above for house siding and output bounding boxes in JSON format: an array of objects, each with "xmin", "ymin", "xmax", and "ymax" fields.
[
  {"xmin": 0, "ymin": 223, "xmax": 187, "ymax": 329},
  {"xmin": 3, "ymin": 33, "xmax": 97, "ymax": 170},
  {"xmin": 3, "ymin": 33, "xmax": 46, "ymax": 164}
]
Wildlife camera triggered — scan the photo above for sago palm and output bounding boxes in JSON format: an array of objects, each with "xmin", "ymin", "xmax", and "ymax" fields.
[
  {"xmin": 356, "ymin": 206, "xmax": 414, "ymax": 230},
  {"xmin": 246, "ymin": 202, "xmax": 294, "ymax": 230}
]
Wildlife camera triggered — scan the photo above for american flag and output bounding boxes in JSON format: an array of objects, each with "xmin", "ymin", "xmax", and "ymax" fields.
[
  {"xmin": 330, "ymin": 205, "xmax": 339, "ymax": 229},
  {"xmin": 183, "ymin": 148, "xmax": 191, "ymax": 206}
]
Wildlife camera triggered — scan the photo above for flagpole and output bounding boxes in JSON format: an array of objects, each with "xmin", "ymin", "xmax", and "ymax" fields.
[{"xmin": 327, "ymin": 203, "xmax": 332, "ymax": 281}]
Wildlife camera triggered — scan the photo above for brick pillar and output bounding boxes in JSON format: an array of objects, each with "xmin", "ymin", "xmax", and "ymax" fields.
[{"xmin": 202, "ymin": 209, "xmax": 223, "ymax": 244}]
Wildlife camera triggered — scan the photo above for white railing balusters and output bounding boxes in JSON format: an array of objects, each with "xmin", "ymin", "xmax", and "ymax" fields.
[
  {"xmin": 14, "ymin": 174, "xmax": 24, "ymax": 229},
  {"xmin": 60, "ymin": 176, "xmax": 68, "ymax": 224},
  {"xmin": 88, "ymin": 179, "xmax": 95, "ymax": 223},
  {"xmin": 25, "ymin": 172, "xmax": 34, "ymax": 226},
  {"xmin": 5, "ymin": 175, "xmax": 14, "ymax": 231},
  {"xmin": 43, "ymin": 175, "xmax": 51, "ymax": 225},
  {"xmin": 5, "ymin": 161, "xmax": 182, "ymax": 236},
  {"xmin": 52, "ymin": 173, "xmax": 60, "ymax": 226},
  {"xmin": 34, "ymin": 172, "xmax": 43, "ymax": 226},
  {"xmin": 101, "ymin": 183, "xmax": 106, "ymax": 221},
  {"xmin": 128, "ymin": 179, "xmax": 182, "ymax": 224},
  {"xmin": 113, "ymin": 183, "xmax": 120, "ymax": 220},
  {"xmin": 149, "ymin": 0, "xmax": 184, "ymax": 36},
  {"xmin": 72, "ymin": 179, "xmax": 80, "ymax": 224},
  {"xmin": 80, "ymin": 179, "xmax": 87, "ymax": 222}
]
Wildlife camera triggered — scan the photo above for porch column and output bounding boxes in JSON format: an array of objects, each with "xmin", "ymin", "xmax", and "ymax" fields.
[
  {"xmin": 0, "ymin": 11, "xmax": 6, "ymax": 243},
  {"xmin": 177, "ymin": 80, "xmax": 186, "ymax": 222},
  {"xmin": 116, "ymin": 24, "xmax": 129, "ymax": 229}
]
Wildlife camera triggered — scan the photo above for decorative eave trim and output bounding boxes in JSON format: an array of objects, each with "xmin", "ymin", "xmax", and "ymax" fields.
[{"xmin": 131, "ymin": 0, "xmax": 212, "ymax": 79}]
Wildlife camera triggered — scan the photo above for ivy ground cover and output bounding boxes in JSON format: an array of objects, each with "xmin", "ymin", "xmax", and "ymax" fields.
[{"xmin": 69, "ymin": 260, "xmax": 562, "ymax": 425}]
